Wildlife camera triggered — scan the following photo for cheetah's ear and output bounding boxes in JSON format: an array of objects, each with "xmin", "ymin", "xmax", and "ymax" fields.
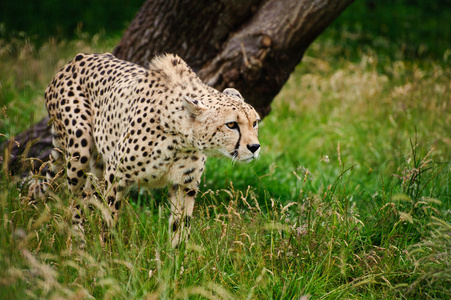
[
  {"xmin": 183, "ymin": 96, "xmax": 207, "ymax": 117},
  {"xmin": 223, "ymin": 88, "xmax": 244, "ymax": 101}
]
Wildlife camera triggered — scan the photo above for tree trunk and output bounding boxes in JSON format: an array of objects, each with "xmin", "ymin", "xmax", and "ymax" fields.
[{"xmin": 2, "ymin": 0, "xmax": 354, "ymax": 174}]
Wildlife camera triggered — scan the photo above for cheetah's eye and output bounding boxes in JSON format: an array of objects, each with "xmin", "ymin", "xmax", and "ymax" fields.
[
  {"xmin": 225, "ymin": 121, "xmax": 239, "ymax": 130},
  {"xmin": 253, "ymin": 120, "xmax": 259, "ymax": 128}
]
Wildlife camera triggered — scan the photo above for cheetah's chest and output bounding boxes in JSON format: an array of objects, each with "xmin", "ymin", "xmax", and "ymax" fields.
[{"xmin": 128, "ymin": 149, "xmax": 206, "ymax": 189}]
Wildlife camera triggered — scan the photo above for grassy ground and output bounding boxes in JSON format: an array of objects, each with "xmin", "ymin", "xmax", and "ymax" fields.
[{"xmin": 1, "ymin": 2, "xmax": 451, "ymax": 299}]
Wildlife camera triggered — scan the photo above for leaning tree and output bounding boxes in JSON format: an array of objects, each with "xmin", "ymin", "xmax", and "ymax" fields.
[{"xmin": 2, "ymin": 0, "xmax": 354, "ymax": 173}]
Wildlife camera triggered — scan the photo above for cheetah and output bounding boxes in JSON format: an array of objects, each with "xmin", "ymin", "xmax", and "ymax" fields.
[{"xmin": 42, "ymin": 52, "xmax": 260, "ymax": 247}]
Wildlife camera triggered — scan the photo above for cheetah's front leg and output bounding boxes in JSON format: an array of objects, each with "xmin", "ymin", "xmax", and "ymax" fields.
[
  {"xmin": 102, "ymin": 151, "xmax": 126, "ymax": 229},
  {"xmin": 168, "ymin": 184, "xmax": 198, "ymax": 248}
]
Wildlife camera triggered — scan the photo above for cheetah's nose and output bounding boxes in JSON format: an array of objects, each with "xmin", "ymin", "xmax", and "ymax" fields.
[{"xmin": 247, "ymin": 144, "xmax": 260, "ymax": 154}]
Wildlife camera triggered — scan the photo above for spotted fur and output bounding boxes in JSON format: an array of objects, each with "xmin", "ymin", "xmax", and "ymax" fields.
[{"xmin": 42, "ymin": 52, "xmax": 260, "ymax": 246}]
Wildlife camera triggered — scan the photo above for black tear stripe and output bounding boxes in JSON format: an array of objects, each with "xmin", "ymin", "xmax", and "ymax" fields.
[{"xmin": 233, "ymin": 126, "xmax": 241, "ymax": 158}]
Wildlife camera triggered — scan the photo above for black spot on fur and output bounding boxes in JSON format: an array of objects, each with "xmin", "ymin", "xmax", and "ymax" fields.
[
  {"xmin": 172, "ymin": 219, "xmax": 179, "ymax": 232},
  {"xmin": 68, "ymin": 177, "xmax": 78, "ymax": 186},
  {"xmin": 115, "ymin": 200, "xmax": 121, "ymax": 210},
  {"xmin": 184, "ymin": 168, "xmax": 195, "ymax": 175}
]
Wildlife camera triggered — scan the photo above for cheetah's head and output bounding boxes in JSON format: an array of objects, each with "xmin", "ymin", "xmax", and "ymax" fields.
[{"xmin": 183, "ymin": 88, "xmax": 261, "ymax": 162}]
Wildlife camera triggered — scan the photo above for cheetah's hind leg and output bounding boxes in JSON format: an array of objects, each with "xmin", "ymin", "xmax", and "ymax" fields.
[{"xmin": 27, "ymin": 126, "xmax": 65, "ymax": 200}]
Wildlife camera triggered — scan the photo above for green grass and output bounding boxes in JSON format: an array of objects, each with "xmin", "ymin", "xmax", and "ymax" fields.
[
  {"xmin": 0, "ymin": 30, "xmax": 121, "ymax": 138},
  {"xmin": 1, "ymin": 3, "xmax": 451, "ymax": 298}
]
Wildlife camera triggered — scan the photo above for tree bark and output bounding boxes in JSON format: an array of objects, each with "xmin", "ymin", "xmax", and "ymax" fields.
[{"xmin": 2, "ymin": 0, "xmax": 354, "ymax": 174}]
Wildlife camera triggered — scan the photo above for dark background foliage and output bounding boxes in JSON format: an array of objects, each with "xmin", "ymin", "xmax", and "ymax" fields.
[
  {"xmin": 0, "ymin": 0, "xmax": 145, "ymax": 41},
  {"xmin": 1, "ymin": 0, "xmax": 450, "ymax": 60}
]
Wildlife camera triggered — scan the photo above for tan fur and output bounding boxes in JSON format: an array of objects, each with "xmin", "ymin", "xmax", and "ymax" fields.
[{"xmin": 42, "ymin": 52, "xmax": 260, "ymax": 247}]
